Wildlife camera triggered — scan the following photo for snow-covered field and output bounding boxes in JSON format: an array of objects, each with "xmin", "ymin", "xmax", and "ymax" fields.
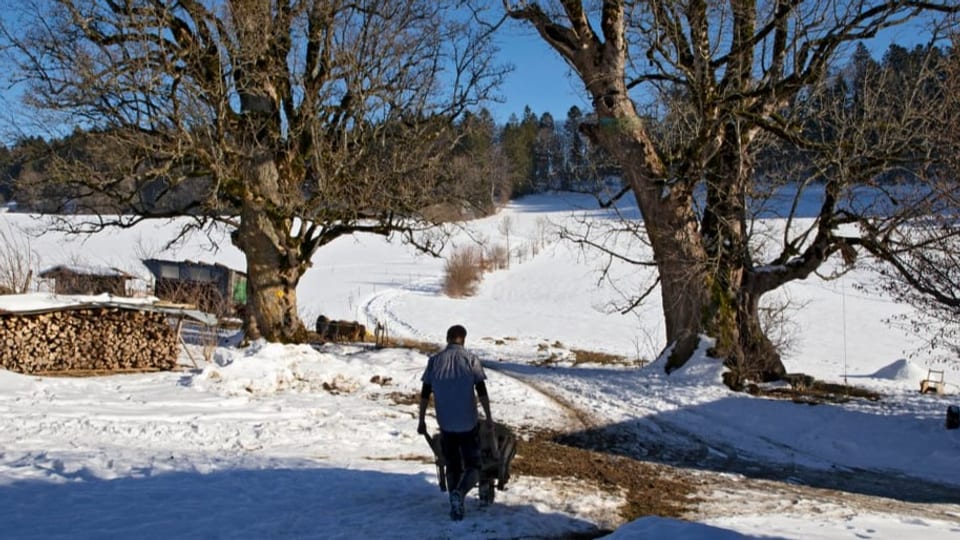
[{"xmin": 1, "ymin": 192, "xmax": 959, "ymax": 539}]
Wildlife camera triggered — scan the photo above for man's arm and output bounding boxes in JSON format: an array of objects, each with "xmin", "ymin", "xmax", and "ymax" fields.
[
  {"xmin": 417, "ymin": 383, "xmax": 431, "ymax": 434},
  {"xmin": 476, "ymin": 381, "xmax": 498, "ymax": 458},
  {"xmin": 476, "ymin": 381, "xmax": 493, "ymax": 425}
]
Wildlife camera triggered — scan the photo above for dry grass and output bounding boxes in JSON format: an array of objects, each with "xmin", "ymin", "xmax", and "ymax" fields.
[
  {"xmin": 485, "ymin": 243, "xmax": 509, "ymax": 271},
  {"xmin": 443, "ymin": 246, "xmax": 484, "ymax": 297},
  {"xmin": 385, "ymin": 391, "xmax": 422, "ymax": 406},
  {"xmin": 0, "ymin": 223, "xmax": 35, "ymax": 294},
  {"xmin": 571, "ymin": 349, "xmax": 632, "ymax": 366},
  {"xmin": 442, "ymin": 244, "xmax": 512, "ymax": 298},
  {"xmin": 531, "ymin": 346, "xmax": 635, "ymax": 368},
  {"xmin": 748, "ymin": 379, "xmax": 882, "ymax": 404},
  {"xmin": 376, "ymin": 336, "xmax": 440, "ymax": 355}
]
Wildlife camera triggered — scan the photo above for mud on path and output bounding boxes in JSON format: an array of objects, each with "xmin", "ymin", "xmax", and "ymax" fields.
[
  {"xmin": 551, "ymin": 419, "xmax": 960, "ymax": 527},
  {"xmin": 491, "ymin": 364, "xmax": 960, "ymax": 531}
]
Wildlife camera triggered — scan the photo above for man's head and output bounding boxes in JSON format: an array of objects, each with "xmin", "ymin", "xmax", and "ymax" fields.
[{"xmin": 446, "ymin": 324, "xmax": 467, "ymax": 345}]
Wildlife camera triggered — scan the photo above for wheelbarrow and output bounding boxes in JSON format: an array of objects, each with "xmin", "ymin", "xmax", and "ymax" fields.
[{"xmin": 423, "ymin": 421, "xmax": 517, "ymax": 505}]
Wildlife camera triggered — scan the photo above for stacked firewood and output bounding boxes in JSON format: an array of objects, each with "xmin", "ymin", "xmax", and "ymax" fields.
[{"xmin": 0, "ymin": 308, "xmax": 179, "ymax": 374}]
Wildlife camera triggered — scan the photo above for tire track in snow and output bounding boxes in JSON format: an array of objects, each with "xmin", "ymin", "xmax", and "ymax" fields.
[
  {"xmin": 359, "ymin": 279, "xmax": 434, "ymax": 341},
  {"xmin": 360, "ymin": 276, "xmax": 589, "ymax": 433},
  {"xmin": 480, "ymin": 362, "xmax": 597, "ymax": 433}
]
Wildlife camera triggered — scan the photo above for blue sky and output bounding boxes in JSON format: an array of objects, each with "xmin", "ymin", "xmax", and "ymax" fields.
[
  {"xmin": 491, "ymin": 15, "xmax": 947, "ymax": 124},
  {"xmin": 0, "ymin": 7, "xmax": 948, "ymax": 139},
  {"xmin": 490, "ymin": 24, "xmax": 589, "ymax": 124}
]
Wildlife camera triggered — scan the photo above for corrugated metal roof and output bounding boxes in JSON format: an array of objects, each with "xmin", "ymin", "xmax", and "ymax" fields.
[{"xmin": 142, "ymin": 258, "xmax": 246, "ymax": 277}]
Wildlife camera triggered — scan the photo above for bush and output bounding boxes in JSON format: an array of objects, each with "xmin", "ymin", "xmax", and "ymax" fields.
[
  {"xmin": 443, "ymin": 246, "xmax": 483, "ymax": 298},
  {"xmin": 485, "ymin": 244, "xmax": 509, "ymax": 271}
]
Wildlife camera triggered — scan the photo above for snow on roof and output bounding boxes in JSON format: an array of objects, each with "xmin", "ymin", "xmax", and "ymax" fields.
[
  {"xmin": 0, "ymin": 292, "xmax": 217, "ymax": 325},
  {"xmin": 38, "ymin": 265, "xmax": 136, "ymax": 279}
]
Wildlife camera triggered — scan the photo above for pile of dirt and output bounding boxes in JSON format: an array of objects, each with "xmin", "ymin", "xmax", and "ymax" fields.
[
  {"xmin": 512, "ymin": 430, "xmax": 699, "ymax": 523},
  {"xmin": 511, "ymin": 427, "xmax": 960, "ymax": 539}
]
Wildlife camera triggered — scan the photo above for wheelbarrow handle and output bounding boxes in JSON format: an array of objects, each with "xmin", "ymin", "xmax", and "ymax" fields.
[{"xmin": 422, "ymin": 431, "xmax": 447, "ymax": 492}]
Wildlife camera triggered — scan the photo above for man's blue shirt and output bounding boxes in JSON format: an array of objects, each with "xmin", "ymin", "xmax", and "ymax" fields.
[{"xmin": 421, "ymin": 344, "xmax": 486, "ymax": 433}]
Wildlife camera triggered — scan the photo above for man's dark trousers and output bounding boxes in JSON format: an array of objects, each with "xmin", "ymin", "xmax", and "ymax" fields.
[{"xmin": 441, "ymin": 424, "xmax": 481, "ymax": 495}]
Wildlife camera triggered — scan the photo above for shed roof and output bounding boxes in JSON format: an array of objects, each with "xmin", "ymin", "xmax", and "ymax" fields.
[
  {"xmin": 142, "ymin": 258, "xmax": 246, "ymax": 278},
  {"xmin": 39, "ymin": 265, "xmax": 136, "ymax": 279},
  {"xmin": 0, "ymin": 293, "xmax": 218, "ymax": 326}
]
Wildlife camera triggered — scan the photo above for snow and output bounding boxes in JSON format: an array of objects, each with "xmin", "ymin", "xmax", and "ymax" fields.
[
  {"xmin": 39, "ymin": 263, "xmax": 133, "ymax": 277},
  {"xmin": 1, "ymin": 192, "xmax": 960, "ymax": 539},
  {"xmin": 870, "ymin": 358, "xmax": 930, "ymax": 382},
  {"xmin": 0, "ymin": 292, "xmax": 160, "ymax": 313}
]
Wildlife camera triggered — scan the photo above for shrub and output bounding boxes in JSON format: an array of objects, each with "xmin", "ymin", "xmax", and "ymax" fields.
[
  {"xmin": 485, "ymin": 244, "xmax": 509, "ymax": 271},
  {"xmin": 443, "ymin": 246, "xmax": 483, "ymax": 298}
]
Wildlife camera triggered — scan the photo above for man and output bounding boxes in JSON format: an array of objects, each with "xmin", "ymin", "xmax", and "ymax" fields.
[{"xmin": 417, "ymin": 324, "xmax": 494, "ymax": 521}]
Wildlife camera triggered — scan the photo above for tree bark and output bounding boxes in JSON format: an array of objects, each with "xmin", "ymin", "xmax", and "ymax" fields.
[
  {"xmin": 581, "ymin": 89, "xmax": 710, "ymax": 374},
  {"xmin": 507, "ymin": 1, "xmax": 788, "ymax": 384},
  {"xmin": 233, "ymin": 154, "xmax": 309, "ymax": 343},
  {"xmin": 700, "ymin": 124, "xmax": 785, "ymax": 382}
]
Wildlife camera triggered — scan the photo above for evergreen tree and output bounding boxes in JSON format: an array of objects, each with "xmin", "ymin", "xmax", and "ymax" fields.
[
  {"xmin": 533, "ymin": 111, "xmax": 561, "ymax": 190},
  {"xmin": 563, "ymin": 106, "xmax": 585, "ymax": 189},
  {"xmin": 0, "ymin": 145, "xmax": 11, "ymax": 203},
  {"xmin": 499, "ymin": 108, "xmax": 538, "ymax": 197},
  {"xmin": 449, "ymin": 108, "xmax": 504, "ymax": 213}
]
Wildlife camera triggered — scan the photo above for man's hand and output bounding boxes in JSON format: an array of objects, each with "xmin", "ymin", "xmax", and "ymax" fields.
[{"xmin": 417, "ymin": 419, "xmax": 427, "ymax": 435}]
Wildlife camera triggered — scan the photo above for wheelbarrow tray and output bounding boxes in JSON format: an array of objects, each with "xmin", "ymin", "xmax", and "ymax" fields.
[{"xmin": 423, "ymin": 421, "xmax": 517, "ymax": 499}]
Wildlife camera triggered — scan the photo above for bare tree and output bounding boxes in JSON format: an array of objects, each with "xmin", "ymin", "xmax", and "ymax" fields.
[
  {"xmin": 503, "ymin": 1, "xmax": 959, "ymax": 385},
  {"xmin": 0, "ymin": 222, "xmax": 36, "ymax": 294},
  {"xmin": 859, "ymin": 38, "xmax": 960, "ymax": 362},
  {"xmin": 1, "ymin": 0, "xmax": 505, "ymax": 342}
]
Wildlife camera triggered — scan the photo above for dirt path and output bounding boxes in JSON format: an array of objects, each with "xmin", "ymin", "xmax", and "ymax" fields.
[
  {"xmin": 486, "ymin": 362, "xmax": 960, "ymax": 530},
  {"xmin": 693, "ymin": 472, "xmax": 960, "ymax": 526}
]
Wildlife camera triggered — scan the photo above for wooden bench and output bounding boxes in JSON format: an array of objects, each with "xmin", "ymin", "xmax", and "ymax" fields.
[{"xmin": 920, "ymin": 369, "xmax": 945, "ymax": 395}]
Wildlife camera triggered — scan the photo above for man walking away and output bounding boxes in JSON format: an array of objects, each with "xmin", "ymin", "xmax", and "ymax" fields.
[{"xmin": 417, "ymin": 324, "xmax": 494, "ymax": 521}]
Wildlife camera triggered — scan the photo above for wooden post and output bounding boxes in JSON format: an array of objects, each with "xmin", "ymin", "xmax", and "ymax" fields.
[{"xmin": 176, "ymin": 316, "xmax": 199, "ymax": 369}]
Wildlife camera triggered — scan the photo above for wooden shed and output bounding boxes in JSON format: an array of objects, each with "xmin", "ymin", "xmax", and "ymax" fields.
[
  {"xmin": 38, "ymin": 265, "xmax": 135, "ymax": 296},
  {"xmin": 142, "ymin": 259, "xmax": 247, "ymax": 316}
]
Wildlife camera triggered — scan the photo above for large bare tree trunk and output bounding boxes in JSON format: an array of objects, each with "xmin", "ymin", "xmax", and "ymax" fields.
[
  {"xmin": 506, "ymin": 2, "xmax": 794, "ymax": 384},
  {"xmin": 700, "ymin": 126, "xmax": 785, "ymax": 382},
  {"xmin": 588, "ymin": 92, "xmax": 785, "ymax": 381},
  {"xmin": 233, "ymin": 155, "xmax": 309, "ymax": 343},
  {"xmin": 581, "ymin": 89, "xmax": 710, "ymax": 372}
]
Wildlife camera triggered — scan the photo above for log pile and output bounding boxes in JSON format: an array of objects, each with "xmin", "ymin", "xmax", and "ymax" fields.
[{"xmin": 0, "ymin": 307, "xmax": 179, "ymax": 374}]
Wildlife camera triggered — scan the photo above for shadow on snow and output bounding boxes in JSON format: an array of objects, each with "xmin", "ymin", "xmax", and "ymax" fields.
[
  {"xmin": 489, "ymin": 361, "xmax": 960, "ymax": 505},
  {"xmin": 0, "ymin": 465, "xmax": 599, "ymax": 540}
]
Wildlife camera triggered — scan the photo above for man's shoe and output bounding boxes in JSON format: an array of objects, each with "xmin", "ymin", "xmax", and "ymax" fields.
[
  {"xmin": 449, "ymin": 491, "xmax": 464, "ymax": 521},
  {"xmin": 478, "ymin": 481, "xmax": 493, "ymax": 506}
]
